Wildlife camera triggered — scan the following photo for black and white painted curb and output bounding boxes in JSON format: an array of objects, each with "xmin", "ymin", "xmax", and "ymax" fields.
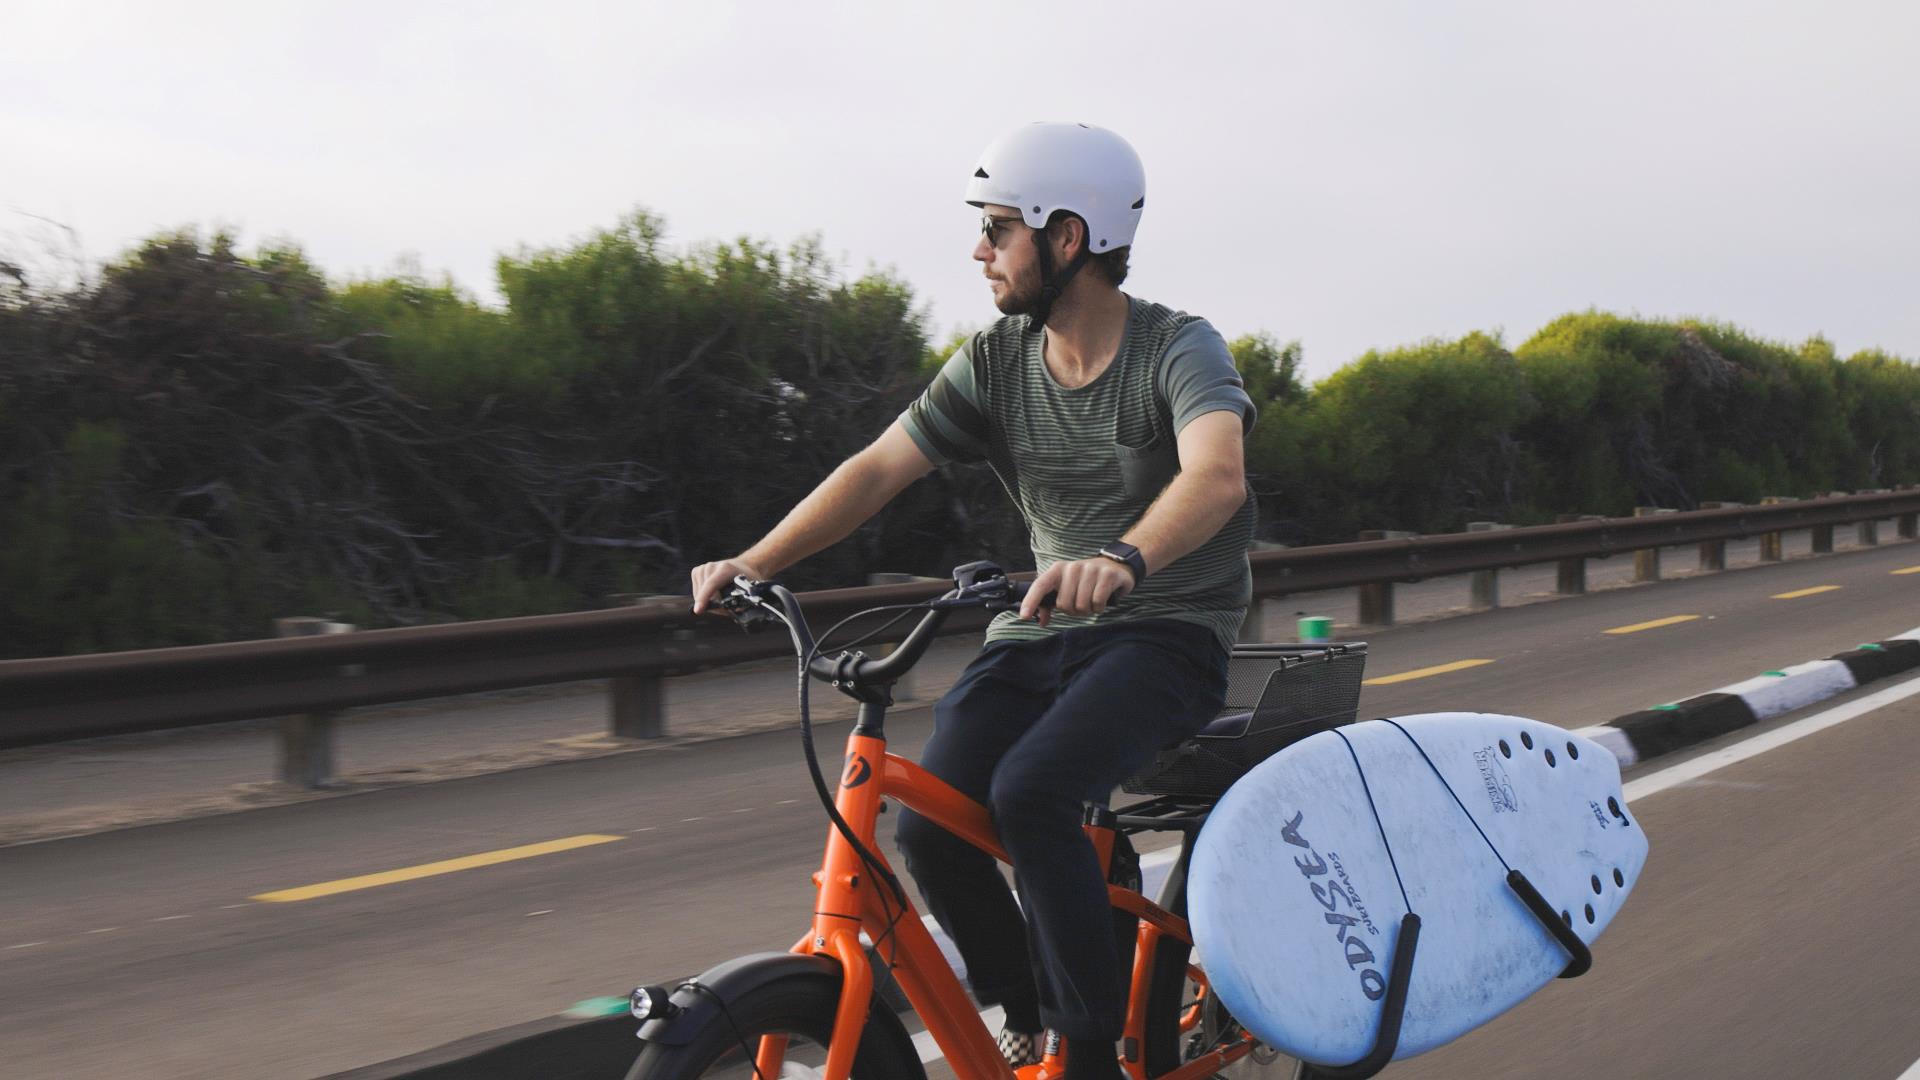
[
  {"xmin": 330, "ymin": 625, "xmax": 1920, "ymax": 1080},
  {"xmin": 1575, "ymin": 626, "xmax": 1920, "ymax": 768}
]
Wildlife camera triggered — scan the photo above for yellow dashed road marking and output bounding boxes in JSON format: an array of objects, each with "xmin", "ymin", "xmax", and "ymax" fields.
[
  {"xmin": 1363, "ymin": 659, "xmax": 1495, "ymax": 686},
  {"xmin": 251, "ymin": 834, "xmax": 623, "ymax": 903},
  {"xmin": 1892, "ymin": 566, "xmax": 1920, "ymax": 576},
  {"xmin": 1604, "ymin": 615, "xmax": 1702, "ymax": 635},
  {"xmin": 1772, "ymin": 586, "xmax": 1842, "ymax": 600}
]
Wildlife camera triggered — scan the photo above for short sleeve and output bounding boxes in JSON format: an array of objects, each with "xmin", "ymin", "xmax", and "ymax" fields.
[
  {"xmin": 900, "ymin": 336, "xmax": 991, "ymax": 466},
  {"xmin": 1162, "ymin": 320, "xmax": 1256, "ymax": 435}
]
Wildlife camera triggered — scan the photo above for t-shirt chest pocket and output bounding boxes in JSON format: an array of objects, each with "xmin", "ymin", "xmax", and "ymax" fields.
[
  {"xmin": 1115, "ymin": 433, "xmax": 1179, "ymax": 500},
  {"xmin": 1004, "ymin": 385, "xmax": 1180, "ymax": 503}
]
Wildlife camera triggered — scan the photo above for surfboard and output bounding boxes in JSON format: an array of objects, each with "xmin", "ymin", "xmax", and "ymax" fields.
[{"xmin": 1187, "ymin": 712, "xmax": 1647, "ymax": 1069}]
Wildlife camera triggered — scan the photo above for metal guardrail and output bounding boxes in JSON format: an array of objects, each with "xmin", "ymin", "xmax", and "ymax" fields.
[{"xmin": 3, "ymin": 489, "xmax": 1917, "ymax": 754}]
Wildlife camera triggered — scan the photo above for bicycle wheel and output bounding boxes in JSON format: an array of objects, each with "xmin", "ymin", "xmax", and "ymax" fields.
[
  {"xmin": 625, "ymin": 970, "xmax": 926, "ymax": 1080},
  {"xmin": 1138, "ymin": 935, "xmax": 1306, "ymax": 1079}
]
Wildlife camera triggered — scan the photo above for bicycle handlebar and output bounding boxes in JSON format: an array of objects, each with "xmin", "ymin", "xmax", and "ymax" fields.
[{"xmin": 716, "ymin": 563, "xmax": 1048, "ymax": 694}]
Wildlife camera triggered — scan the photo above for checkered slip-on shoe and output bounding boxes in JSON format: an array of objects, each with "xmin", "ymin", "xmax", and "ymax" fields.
[{"xmin": 997, "ymin": 1027, "xmax": 1043, "ymax": 1069}]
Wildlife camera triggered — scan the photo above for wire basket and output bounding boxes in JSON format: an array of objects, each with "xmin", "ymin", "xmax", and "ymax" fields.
[{"xmin": 1122, "ymin": 642, "xmax": 1368, "ymax": 800}]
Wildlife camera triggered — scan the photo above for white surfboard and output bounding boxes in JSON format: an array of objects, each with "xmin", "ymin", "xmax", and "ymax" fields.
[{"xmin": 1188, "ymin": 712, "xmax": 1647, "ymax": 1069}]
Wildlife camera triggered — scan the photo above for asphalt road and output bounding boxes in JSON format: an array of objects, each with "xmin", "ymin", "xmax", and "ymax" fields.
[{"xmin": 2, "ymin": 542, "xmax": 1918, "ymax": 1079}]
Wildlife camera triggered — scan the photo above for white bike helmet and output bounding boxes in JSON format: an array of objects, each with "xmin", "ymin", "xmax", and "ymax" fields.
[
  {"xmin": 965, "ymin": 122, "xmax": 1146, "ymax": 251},
  {"xmin": 965, "ymin": 122, "xmax": 1146, "ymax": 326}
]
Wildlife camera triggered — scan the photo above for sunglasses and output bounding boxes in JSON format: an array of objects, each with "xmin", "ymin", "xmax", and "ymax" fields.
[{"xmin": 979, "ymin": 213, "xmax": 1029, "ymax": 248}]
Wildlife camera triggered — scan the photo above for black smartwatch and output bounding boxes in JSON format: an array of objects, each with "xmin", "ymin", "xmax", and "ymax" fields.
[{"xmin": 1098, "ymin": 541, "xmax": 1147, "ymax": 586}]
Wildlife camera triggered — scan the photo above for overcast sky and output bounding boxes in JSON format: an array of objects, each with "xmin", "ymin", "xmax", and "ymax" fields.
[{"xmin": 4, "ymin": 0, "xmax": 1916, "ymax": 381}]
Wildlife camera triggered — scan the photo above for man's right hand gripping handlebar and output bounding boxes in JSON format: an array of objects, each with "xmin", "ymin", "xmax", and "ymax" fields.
[{"xmin": 689, "ymin": 557, "xmax": 766, "ymax": 615}]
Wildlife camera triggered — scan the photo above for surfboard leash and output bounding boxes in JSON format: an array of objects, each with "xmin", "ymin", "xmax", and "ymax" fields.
[
  {"xmin": 1331, "ymin": 727, "xmax": 1414, "ymax": 915},
  {"xmin": 1319, "ymin": 727, "xmax": 1425, "ymax": 1079},
  {"xmin": 1378, "ymin": 717, "xmax": 1513, "ymax": 873},
  {"xmin": 1377, "ymin": 718, "xmax": 1594, "ymax": 980}
]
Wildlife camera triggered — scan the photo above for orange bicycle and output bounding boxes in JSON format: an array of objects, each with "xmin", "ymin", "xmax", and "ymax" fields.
[{"xmin": 625, "ymin": 561, "xmax": 1364, "ymax": 1079}]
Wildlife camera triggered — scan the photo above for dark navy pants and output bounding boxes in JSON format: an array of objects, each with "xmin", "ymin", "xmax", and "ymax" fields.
[{"xmin": 893, "ymin": 618, "xmax": 1228, "ymax": 1040}]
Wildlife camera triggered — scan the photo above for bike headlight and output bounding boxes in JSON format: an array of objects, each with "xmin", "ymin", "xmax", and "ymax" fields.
[{"xmin": 630, "ymin": 984, "xmax": 672, "ymax": 1022}]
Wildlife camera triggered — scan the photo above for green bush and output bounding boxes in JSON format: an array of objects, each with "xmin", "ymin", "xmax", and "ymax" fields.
[{"xmin": 3, "ymin": 213, "xmax": 1916, "ymax": 658}]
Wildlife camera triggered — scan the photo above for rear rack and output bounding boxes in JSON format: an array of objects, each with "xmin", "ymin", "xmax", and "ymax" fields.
[{"xmin": 1122, "ymin": 642, "xmax": 1369, "ymax": 800}]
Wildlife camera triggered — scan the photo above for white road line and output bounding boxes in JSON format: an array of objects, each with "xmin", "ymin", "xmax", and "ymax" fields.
[
  {"xmin": 526, "ymin": 910, "xmax": 554, "ymax": 917},
  {"xmin": 1626, "ymin": 673, "xmax": 1920, "ymax": 803},
  {"xmin": 154, "ymin": 915, "xmax": 191, "ymax": 922},
  {"xmin": 6, "ymin": 942, "xmax": 46, "ymax": 950},
  {"xmin": 730, "ymin": 808, "xmax": 754, "ymax": 814},
  {"xmin": 1896, "ymin": 1055, "xmax": 1920, "ymax": 1080},
  {"xmin": 86, "ymin": 927, "xmax": 119, "ymax": 934},
  {"xmin": 681, "ymin": 817, "xmax": 705, "ymax": 823}
]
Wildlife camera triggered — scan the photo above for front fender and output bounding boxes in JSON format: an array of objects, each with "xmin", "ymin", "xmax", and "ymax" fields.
[{"xmin": 638, "ymin": 951, "xmax": 841, "ymax": 1047}]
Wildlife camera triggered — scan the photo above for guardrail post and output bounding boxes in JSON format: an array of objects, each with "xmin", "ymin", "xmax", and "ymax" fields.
[
  {"xmin": 611, "ymin": 675, "xmax": 665, "ymax": 739},
  {"xmin": 273, "ymin": 617, "xmax": 353, "ymax": 788},
  {"xmin": 1857, "ymin": 489, "xmax": 1887, "ymax": 545},
  {"xmin": 1696, "ymin": 502, "xmax": 1739, "ymax": 570},
  {"xmin": 1633, "ymin": 507, "xmax": 1675, "ymax": 582},
  {"xmin": 1901, "ymin": 510, "xmax": 1918, "ymax": 540},
  {"xmin": 1238, "ymin": 599, "xmax": 1282, "ymax": 644},
  {"xmin": 1355, "ymin": 530, "xmax": 1412, "ymax": 625},
  {"xmin": 1809, "ymin": 494, "xmax": 1844, "ymax": 554},
  {"xmin": 1467, "ymin": 522, "xmax": 1509, "ymax": 609},
  {"xmin": 606, "ymin": 594, "xmax": 674, "ymax": 739},
  {"xmin": 1759, "ymin": 496, "xmax": 1792, "ymax": 560},
  {"xmin": 1553, "ymin": 514, "xmax": 1600, "ymax": 594}
]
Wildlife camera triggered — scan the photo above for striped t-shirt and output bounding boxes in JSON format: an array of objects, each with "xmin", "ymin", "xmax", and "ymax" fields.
[{"xmin": 900, "ymin": 295, "xmax": 1257, "ymax": 651}]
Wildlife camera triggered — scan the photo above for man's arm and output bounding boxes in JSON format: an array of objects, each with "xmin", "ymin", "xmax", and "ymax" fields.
[
  {"xmin": 690, "ymin": 421, "xmax": 936, "ymax": 612},
  {"xmin": 1017, "ymin": 409, "xmax": 1247, "ymax": 623},
  {"xmin": 1123, "ymin": 409, "xmax": 1248, "ymax": 574}
]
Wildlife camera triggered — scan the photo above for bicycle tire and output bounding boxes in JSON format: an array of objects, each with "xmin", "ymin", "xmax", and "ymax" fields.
[
  {"xmin": 1139, "ymin": 934, "xmax": 1307, "ymax": 1078},
  {"xmin": 624, "ymin": 970, "xmax": 926, "ymax": 1080}
]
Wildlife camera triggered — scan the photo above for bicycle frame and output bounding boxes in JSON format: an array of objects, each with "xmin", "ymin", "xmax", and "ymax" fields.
[{"xmin": 770, "ymin": 719, "xmax": 1260, "ymax": 1080}]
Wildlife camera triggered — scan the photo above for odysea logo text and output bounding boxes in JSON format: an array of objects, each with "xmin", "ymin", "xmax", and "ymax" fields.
[
  {"xmin": 1474, "ymin": 747, "xmax": 1518, "ymax": 813},
  {"xmin": 1281, "ymin": 810, "xmax": 1386, "ymax": 1002}
]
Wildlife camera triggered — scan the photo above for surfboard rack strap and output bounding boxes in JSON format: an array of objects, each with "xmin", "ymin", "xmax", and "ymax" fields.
[
  {"xmin": 1299, "ymin": 912, "xmax": 1422, "ymax": 1080},
  {"xmin": 1505, "ymin": 869, "xmax": 1594, "ymax": 979}
]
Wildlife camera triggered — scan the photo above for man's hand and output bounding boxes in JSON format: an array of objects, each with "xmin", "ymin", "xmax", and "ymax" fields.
[
  {"xmin": 1017, "ymin": 556, "xmax": 1137, "ymax": 626},
  {"xmin": 690, "ymin": 558, "xmax": 766, "ymax": 615}
]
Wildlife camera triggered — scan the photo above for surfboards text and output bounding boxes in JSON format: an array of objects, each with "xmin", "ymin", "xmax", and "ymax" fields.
[
  {"xmin": 1474, "ymin": 747, "xmax": 1519, "ymax": 812},
  {"xmin": 1283, "ymin": 810, "xmax": 1389, "ymax": 1001}
]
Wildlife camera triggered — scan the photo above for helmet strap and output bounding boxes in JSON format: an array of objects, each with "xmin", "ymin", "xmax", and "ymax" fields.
[{"xmin": 1028, "ymin": 223, "xmax": 1091, "ymax": 330}]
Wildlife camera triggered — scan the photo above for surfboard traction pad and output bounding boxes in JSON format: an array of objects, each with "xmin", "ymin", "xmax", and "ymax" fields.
[
  {"xmin": 1586, "ymin": 633, "xmax": 1920, "ymax": 766},
  {"xmin": 1188, "ymin": 713, "xmax": 1647, "ymax": 1072}
]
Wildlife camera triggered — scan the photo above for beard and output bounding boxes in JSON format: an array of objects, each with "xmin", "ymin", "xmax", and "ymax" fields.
[{"xmin": 990, "ymin": 265, "xmax": 1043, "ymax": 317}]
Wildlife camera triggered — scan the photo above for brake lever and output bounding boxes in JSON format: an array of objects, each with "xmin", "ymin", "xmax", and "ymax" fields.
[{"xmin": 718, "ymin": 577, "xmax": 781, "ymax": 632}]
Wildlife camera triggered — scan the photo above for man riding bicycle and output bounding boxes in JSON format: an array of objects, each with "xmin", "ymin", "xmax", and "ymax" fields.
[{"xmin": 691, "ymin": 121, "xmax": 1256, "ymax": 1080}]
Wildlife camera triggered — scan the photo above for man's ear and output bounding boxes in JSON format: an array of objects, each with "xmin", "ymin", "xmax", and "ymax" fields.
[
  {"xmin": 1059, "ymin": 213, "xmax": 1090, "ymax": 259},
  {"xmin": 1049, "ymin": 214, "xmax": 1087, "ymax": 261}
]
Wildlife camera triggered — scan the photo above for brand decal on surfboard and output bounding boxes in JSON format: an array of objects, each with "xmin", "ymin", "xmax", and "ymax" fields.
[
  {"xmin": 1282, "ymin": 810, "xmax": 1388, "ymax": 1001},
  {"xmin": 1474, "ymin": 746, "xmax": 1519, "ymax": 812}
]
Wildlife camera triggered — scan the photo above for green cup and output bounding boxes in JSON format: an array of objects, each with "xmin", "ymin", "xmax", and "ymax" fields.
[{"xmin": 1298, "ymin": 616, "xmax": 1332, "ymax": 644}]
